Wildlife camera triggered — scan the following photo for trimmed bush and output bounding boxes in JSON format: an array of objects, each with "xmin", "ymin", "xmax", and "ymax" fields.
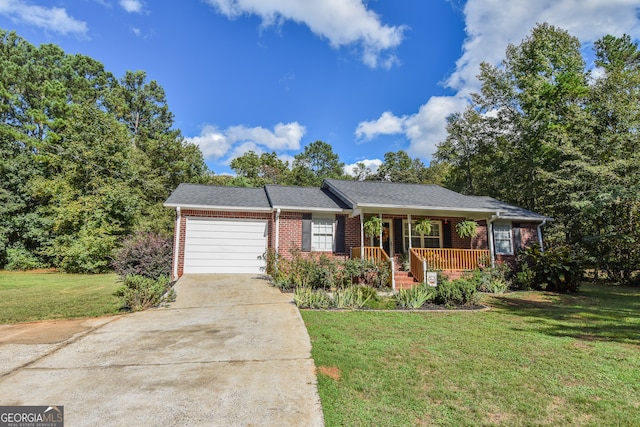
[
  {"xmin": 435, "ymin": 278, "xmax": 480, "ymax": 307},
  {"xmin": 116, "ymin": 274, "xmax": 174, "ymax": 311},
  {"xmin": 112, "ymin": 232, "xmax": 172, "ymax": 280}
]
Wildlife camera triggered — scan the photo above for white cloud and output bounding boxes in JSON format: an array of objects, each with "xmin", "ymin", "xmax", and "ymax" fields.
[
  {"xmin": 185, "ymin": 121, "xmax": 306, "ymax": 162},
  {"xmin": 357, "ymin": 0, "xmax": 640, "ymax": 161},
  {"xmin": 120, "ymin": 0, "xmax": 143, "ymax": 13},
  {"xmin": 355, "ymin": 111, "xmax": 405, "ymax": 140},
  {"xmin": 0, "ymin": 0, "xmax": 87, "ymax": 35},
  {"xmin": 204, "ymin": 0, "xmax": 405, "ymax": 68},
  {"xmin": 185, "ymin": 125, "xmax": 231, "ymax": 159},
  {"xmin": 344, "ymin": 158, "xmax": 382, "ymax": 177}
]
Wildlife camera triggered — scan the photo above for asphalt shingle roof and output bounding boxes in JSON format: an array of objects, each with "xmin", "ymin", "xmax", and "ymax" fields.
[
  {"xmin": 265, "ymin": 185, "xmax": 350, "ymax": 210},
  {"xmin": 164, "ymin": 183, "xmax": 271, "ymax": 209},
  {"xmin": 322, "ymin": 179, "xmax": 551, "ymax": 220},
  {"xmin": 164, "ymin": 180, "xmax": 550, "ymax": 221}
]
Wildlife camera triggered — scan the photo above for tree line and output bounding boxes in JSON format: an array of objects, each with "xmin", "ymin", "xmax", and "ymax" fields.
[
  {"xmin": 2, "ymin": 24, "xmax": 639, "ymax": 284},
  {"xmin": 0, "ymin": 29, "xmax": 209, "ymax": 272},
  {"xmin": 435, "ymin": 24, "xmax": 640, "ymax": 285}
]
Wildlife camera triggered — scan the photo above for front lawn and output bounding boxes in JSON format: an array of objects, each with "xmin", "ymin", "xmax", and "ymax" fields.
[
  {"xmin": 302, "ymin": 283, "xmax": 640, "ymax": 426},
  {"xmin": 0, "ymin": 271, "xmax": 122, "ymax": 324}
]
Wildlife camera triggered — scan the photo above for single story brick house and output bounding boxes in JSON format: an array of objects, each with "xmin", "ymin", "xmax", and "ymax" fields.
[{"xmin": 164, "ymin": 179, "xmax": 551, "ymax": 286}]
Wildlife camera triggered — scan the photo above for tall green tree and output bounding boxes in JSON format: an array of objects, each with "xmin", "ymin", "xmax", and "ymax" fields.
[
  {"xmin": 290, "ymin": 140, "xmax": 345, "ymax": 186},
  {"xmin": 436, "ymin": 24, "xmax": 640, "ymax": 284},
  {"xmin": 0, "ymin": 29, "xmax": 210, "ymax": 271},
  {"xmin": 230, "ymin": 150, "xmax": 290, "ymax": 186},
  {"xmin": 375, "ymin": 150, "xmax": 430, "ymax": 183}
]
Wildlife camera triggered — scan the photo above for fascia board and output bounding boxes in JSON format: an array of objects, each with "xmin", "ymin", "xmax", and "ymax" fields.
[
  {"xmin": 163, "ymin": 203, "xmax": 272, "ymax": 212},
  {"xmin": 273, "ymin": 206, "xmax": 351, "ymax": 213}
]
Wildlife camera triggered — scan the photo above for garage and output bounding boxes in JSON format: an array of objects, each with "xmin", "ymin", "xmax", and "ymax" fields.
[{"xmin": 183, "ymin": 218, "xmax": 268, "ymax": 274}]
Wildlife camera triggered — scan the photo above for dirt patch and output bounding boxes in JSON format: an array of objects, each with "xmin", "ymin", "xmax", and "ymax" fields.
[
  {"xmin": 0, "ymin": 316, "xmax": 118, "ymax": 345},
  {"xmin": 317, "ymin": 365, "xmax": 341, "ymax": 381}
]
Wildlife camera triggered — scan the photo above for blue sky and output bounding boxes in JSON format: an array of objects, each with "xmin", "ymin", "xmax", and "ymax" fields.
[{"xmin": 1, "ymin": 1, "xmax": 639, "ymax": 176}]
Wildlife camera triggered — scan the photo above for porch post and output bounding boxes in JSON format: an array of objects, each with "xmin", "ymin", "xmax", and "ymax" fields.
[
  {"xmin": 360, "ymin": 211, "xmax": 364, "ymax": 258},
  {"xmin": 487, "ymin": 217, "xmax": 496, "ymax": 267},
  {"xmin": 378, "ymin": 213, "xmax": 383, "ymax": 249},
  {"xmin": 407, "ymin": 214, "xmax": 412, "ymax": 249}
]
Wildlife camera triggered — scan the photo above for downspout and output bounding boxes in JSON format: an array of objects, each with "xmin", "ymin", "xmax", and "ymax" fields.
[
  {"xmin": 275, "ymin": 208, "xmax": 281, "ymax": 272},
  {"xmin": 360, "ymin": 211, "xmax": 364, "ymax": 258},
  {"xmin": 407, "ymin": 214, "xmax": 412, "ymax": 250},
  {"xmin": 537, "ymin": 219, "xmax": 547, "ymax": 253},
  {"xmin": 172, "ymin": 207, "xmax": 181, "ymax": 281},
  {"xmin": 487, "ymin": 212, "xmax": 500, "ymax": 268}
]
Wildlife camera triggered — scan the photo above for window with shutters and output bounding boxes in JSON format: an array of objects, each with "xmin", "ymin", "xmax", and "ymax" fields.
[
  {"xmin": 493, "ymin": 222, "xmax": 513, "ymax": 255},
  {"xmin": 312, "ymin": 217, "xmax": 334, "ymax": 251}
]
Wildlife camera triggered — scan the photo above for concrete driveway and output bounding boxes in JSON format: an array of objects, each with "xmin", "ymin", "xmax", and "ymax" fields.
[{"xmin": 0, "ymin": 274, "xmax": 324, "ymax": 426}]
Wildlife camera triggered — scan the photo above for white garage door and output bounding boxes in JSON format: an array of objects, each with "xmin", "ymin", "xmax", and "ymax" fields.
[{"xmin": 184, "ymin": 218, "xmax": 268, "ymax": 274}]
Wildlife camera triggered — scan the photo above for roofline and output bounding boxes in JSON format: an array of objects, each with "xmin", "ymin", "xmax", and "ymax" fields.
[
  {"xmin": 321, "ymin": 180, "xmax": 356, "ymax": 208},
  {"xmin": 271, "ymin": 206, "xmax": 350, "ymax": 213},
  {"xmin": 163, "ymin": 203, "xmax": 272, "ymax": 212},
  {"xmin": 497, "ymin": 216, "xmax": 554, "ymax": 222},
  {"xmin": 357, "ymin": 203, "xmax": 497, "ymax": 214}
]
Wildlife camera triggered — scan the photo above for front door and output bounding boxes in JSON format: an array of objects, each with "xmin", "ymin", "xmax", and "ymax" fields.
[{"xmin": 373, "ymin": 221, "xmax": 391, "ymax": 256}]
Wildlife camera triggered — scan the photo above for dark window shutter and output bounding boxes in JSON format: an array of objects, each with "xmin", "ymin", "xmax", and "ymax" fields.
[
  {"xmin": 335, "ymin": 216, "xmax": 346, "ymax": 253},
  {"xmin": 513, "ymin": 224, "xmax": 522, "ymax": 252},
  {"xmin": 302, "ymin": 213, "xmax": 312, "ymax": 252},
  {"xmin": 443, "ymin": 222, "xmax": 452, "ymax": 248},
  {"xmin": 393, "ymin": 218, "xmax": 403, "ymax": 253}
]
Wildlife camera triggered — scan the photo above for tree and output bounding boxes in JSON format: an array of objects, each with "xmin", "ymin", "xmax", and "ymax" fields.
[
  {"xmin": 375, "ymin": 150, "xmax": 430, "ymax": 183},
  {"xmin": 290, "ymin": 140, "xmax": 345, "ymax": 186},
  {"xmin": 230, "ymin": 151, "xmax": 290, "ymax": 186},
  {"xmin": 0, "ymin": 29, "xmax": 211, "ymax": 271},
  {"xmin": 436, "ymin": 24, "xmax": 640, "ymax": 284}
]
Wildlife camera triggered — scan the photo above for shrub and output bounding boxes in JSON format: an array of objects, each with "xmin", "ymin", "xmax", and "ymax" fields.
[
  {"xmin": 5, "ymin": 245, "xmax": 44, "ymax": 271},
  {"xmin": 112, "ymin": 232, "xmax": 172, "ymax": 280},
  {"xmin": 515, "ymin": 245, "xmax": 583, "ymax": 293},
  {"xmin": 270, "ymin": 247, "xmax": 392, "ymax": 290},
  {"xmin": 435, "ymin": 278, "xmax": 480, "ymax": 307},
  {"xmin": 55, "ymin": 230, "xmax": 116, "ymax": 273},
  {"xmin": 395, "ymin": 284, "xmax": 436, "ymax": 309},
  {"xmin": 468, "ymin": 263, "xmax": 510, "ymax": 293},
  {"xmin": 116, "ymin": 274, "xmax": 174, "ymax": 311}
]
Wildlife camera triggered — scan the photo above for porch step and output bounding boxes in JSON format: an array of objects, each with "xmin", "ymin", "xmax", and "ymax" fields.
[{"xmin": 393, "ymin": 271, "xmax": 417, "ymax": 289}]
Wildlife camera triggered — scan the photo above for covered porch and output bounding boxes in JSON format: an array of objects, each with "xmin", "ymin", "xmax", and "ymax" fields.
[{"xmin": 351, "ymin": 246, "xmax": 490, "ymax": 289}]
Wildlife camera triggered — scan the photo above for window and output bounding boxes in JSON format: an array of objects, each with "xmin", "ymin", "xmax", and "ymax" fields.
[
  {"xmin": 403, "ymin": 220, "xmax": 441, "ymax": 251},
  {"xmin": 493, "ymin": 222, "xmax": 513, "ymax": 255},
  {"xmin": 312, "ymin": 217, "xmax": 334, "ymax": 251}
]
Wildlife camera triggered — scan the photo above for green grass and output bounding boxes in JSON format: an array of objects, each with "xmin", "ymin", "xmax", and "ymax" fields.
[
  {"xmin": 302, "ymin": 283, "xmax": 640, "ymax": 426},
  {"xmin": 0, "ymin": 271, "xmax": 122, "ymax": 324}
]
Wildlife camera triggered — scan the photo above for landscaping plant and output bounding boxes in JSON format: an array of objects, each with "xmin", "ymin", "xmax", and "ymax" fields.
[
  {"xmin": 395, "ymin": 284, "xmax": 436, "ymax": 309},
  {"xmin": 515, "ymin": 245, "xmax": 583, "ymax": 293},
  {"xmin": 435, "ymin": 278, "xmax": 480, "ymax": 307},
  {"xmin": 115, "ymin": 274, "xmax": 174, "ymax": 311},
  {"xmin": 112, "ymin": 232, "xmax": 173, "ymax": 280}
]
